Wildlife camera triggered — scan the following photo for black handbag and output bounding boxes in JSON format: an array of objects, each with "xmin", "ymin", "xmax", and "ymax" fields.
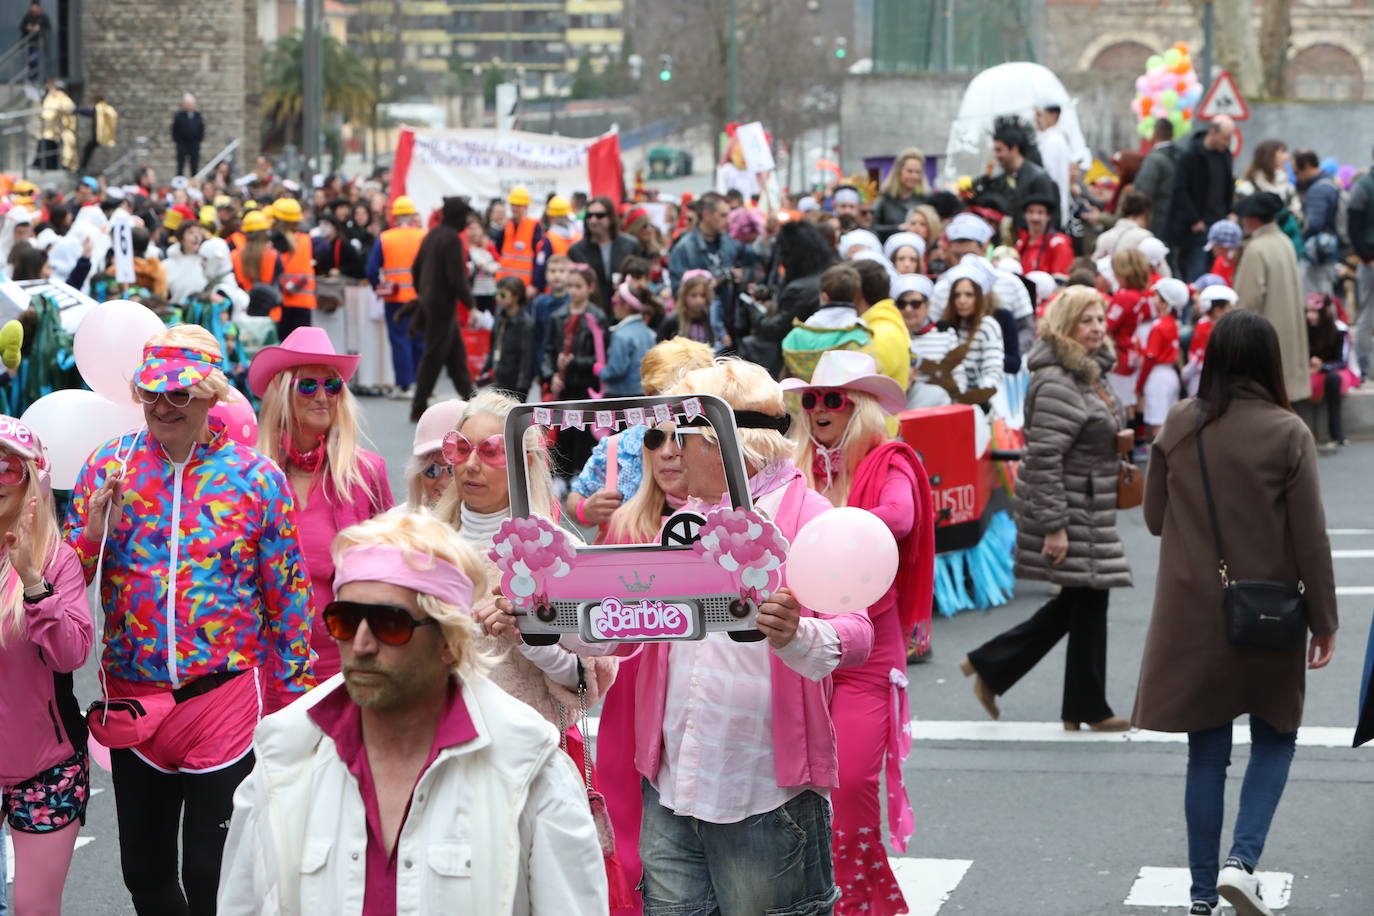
[{"xmin": 1195, "ymin": 413, "xmax": 1307, "ymax": 651}]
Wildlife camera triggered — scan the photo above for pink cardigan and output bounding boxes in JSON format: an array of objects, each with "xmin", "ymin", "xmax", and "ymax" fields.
[{"xmin": 630, "ymin": 469, "xmax": 874, "ymax": 790}]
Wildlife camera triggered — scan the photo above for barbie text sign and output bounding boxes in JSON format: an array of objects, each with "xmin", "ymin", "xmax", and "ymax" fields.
[{"xmin": 586, "ymin": 597, "xmax": 697, "ymax": 641}]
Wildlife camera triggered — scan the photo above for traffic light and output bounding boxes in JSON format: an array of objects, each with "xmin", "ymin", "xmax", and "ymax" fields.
[
  {"xmin": 658, "ymin": 54, "xmax": 672, "ymax": 81},
  {"xmin": 835, "ymin": 37, "xmax": 847, "ymax": 59}
]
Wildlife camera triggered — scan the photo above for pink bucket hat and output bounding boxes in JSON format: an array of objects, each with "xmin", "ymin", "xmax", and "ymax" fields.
[
  {"xmin": 247, "ymin": 327, "xmax": 360, "ymax": 397},
  {"xmin": 780, "ymin": 350, "xmax": 907, "ymax": 415},
  {"xmin": 0, "ymin": 416, "xmax": 50, "ymax": 490}
]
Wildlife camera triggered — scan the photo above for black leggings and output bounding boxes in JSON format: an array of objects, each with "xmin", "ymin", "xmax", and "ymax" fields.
[
  {"xmin": 275, "ymin": 305, "xmax": 313, "ymax": 341},
  {"xmin": 110, "ymin": 749, "xmax": 255, "ymax": 916},
  {"xmin": 1320, "ymin": 369, "xmax": 1344, "ymax": 442},
  {"xmin": 966, "ymin": 585, "xmax": 1113, "ymax": 724}
]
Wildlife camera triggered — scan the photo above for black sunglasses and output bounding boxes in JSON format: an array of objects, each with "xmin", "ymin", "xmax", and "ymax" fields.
[
  {"xmin": 324, "ymin": 600, "xmax": 438, "ymax": 646},
  {"xmin": 585, "ymin": 211, "xmax": 609, "ymax": 219},
  {"xmin": 898, "ymin": 295, "xmax": 929, "ymax": 310},
  {"xmin": 421, "ymin": 462, "xmax": 454, "ymax": 480},
  {"xmin": 643, "ymin": 427, "xmax": 682, "ymax": 451}
]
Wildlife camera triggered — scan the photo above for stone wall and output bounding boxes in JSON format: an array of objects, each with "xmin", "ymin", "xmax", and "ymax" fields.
[{"xmin": 81, "ymin": 0, "xmax": 260, "ymax": 180}]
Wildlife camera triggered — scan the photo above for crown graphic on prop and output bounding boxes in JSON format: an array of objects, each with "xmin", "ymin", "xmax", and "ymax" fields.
[{"xmin": 619, "ymin": 572, "xmax": 657, "ymax": 593}]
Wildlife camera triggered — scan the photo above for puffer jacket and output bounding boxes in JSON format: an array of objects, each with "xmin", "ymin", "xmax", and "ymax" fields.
[
  {"xmin": 65, "ymin": 418, "xmax": 314, "ymax": 693},
  {"xmin": 1013, "ymin": 334, "xmax": 1133, "ymax": 589}
]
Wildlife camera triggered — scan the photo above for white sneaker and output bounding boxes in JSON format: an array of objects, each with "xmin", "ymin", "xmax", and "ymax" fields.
[
  {"xmin": 387, "ymin": 386, "xmax": 413, "ymax": 401},
  {"xmin": 1217, "ymin": 858, "xmax": 1273, "ymax": 916}
]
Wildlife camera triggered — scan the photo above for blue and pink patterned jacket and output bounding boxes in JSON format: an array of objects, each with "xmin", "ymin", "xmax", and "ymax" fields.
[{"xmin": 64, "ymin": 417, "xmax": 314, "ymax": 694}]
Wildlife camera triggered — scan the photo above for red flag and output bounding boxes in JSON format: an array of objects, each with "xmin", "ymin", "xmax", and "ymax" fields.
[{"xmin": 587, "ymin": 132, "xmax": 623, "ymax": 207}]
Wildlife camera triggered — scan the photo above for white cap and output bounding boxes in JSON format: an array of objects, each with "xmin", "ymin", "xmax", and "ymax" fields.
[
  {"xmin": 891, "ymin": 273, "xmax": 935, "ymax": 300},
  {"xmin": 1139, "ymin": 236, "xmax": 1170, "ymax": 266},
  {"xmin": 1153, "ymin": 277, "xmax": 1191, "ymax": 310},
  {"xmin": 946, "ymin": 212, "xmax": 994, "ymax": 245},
  {"xmin": 797, "ymin": 196, "xmax": 819, "ymax": 213},
  {"xmin": 1025, "ymin": 270, "xmax": 1058, "ymax": 304},
  {"xmin": 883, "ymin": 231, "xmax": 927, "ymax": 261},
  {"xmin": 942, "ymin": 254, "xmax": 996, "ymax": 293},
  {"xmin": 1197, "ymin": 284, "xmax": 1238, "ymax": 313},
  {"xmin": 839, "ymin": 229, "xmax": 882, "ymax": 258},
  {"xmin": 413, "ymin": 398, "xmax": 468, "ymax": 457}
]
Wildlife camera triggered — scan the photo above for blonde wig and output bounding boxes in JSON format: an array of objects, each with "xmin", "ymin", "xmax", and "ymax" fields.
[
  {"xmin": 671, "ymin": 358, "xmax": 791, "ymax": 471},
  {"xmin": 640, "ymin": 337, "xmax": 715, "ymax": 396},
  {"xmin": 881, "ymin": 147, "xmax": 927, "ymax": 199},
  {"xmin": 605, "ymin": 437, "xmax": 679, "ymax": 545},
  {"xmin": 907, "ymin": 203, "xmax": 943, "ymax": 249},
  {"xmin": 0, "ymin": 451, "xmax": 62, "ymax": 646},
  {"xmin": 330, "ymin": 507, "xmax": 493, "ymax": 678},
  {"xmin": 256, "ymin": 364, "xmax": 375, "ymax": 501},
  {"xmin": 790, "ymin": 390, "xmax": 889, "ymax": 505},
  {"xmin": 129, "ymin": 324, "xmax": 232, "ymax": 405},
  {"xmin": 404, "ymin": 448, "xmax": 445, "ymax": 510},
  {"xmin": 434, "ymin": 389, "xmax": 557, "ymax": 533}
]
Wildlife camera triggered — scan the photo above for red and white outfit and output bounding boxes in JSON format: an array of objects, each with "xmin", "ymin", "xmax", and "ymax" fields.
[
  {"xmin": 831, "ymin": 442, "xmax": 935, "ymax": 916},
  {"xmin": 1015, "ymin": 229, "xmax": 1074, "ymax": 277},
  {"xmin": 1104, "ymin": 288, "xmax": 1150, "ymax": 408},
  {"xmin": 1136, "ymin": 311, "xmax": 1180, "ymax": 426}
]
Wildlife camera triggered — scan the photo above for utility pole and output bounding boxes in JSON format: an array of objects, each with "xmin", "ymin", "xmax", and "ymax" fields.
[
  {"xmin": 1201, "ymin": 0, "xmax": 1214, "ymax": 84},
  {"xmin": 302, "ymin": 0, "xmax": 322, "ymax": 183},
  {"xmin": 505, "ymin": 0, "xmax": 513, "ymax": 71},
  {"xmin": 726, "ymin": 0, "xmax": 737, "ymax": 123}
]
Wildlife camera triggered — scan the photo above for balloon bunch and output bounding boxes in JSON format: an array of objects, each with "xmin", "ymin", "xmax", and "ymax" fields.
[
  {"xmin": 1131, "ymin": 42, "xmax": 1204, "ymax": 140},
  {"xmin": 489, "ymin": 515, "xmax": 577, "ymax": 610},
  {"xmin": 692, "ymin": 507, "xmax": 789, "ymax": 599}
]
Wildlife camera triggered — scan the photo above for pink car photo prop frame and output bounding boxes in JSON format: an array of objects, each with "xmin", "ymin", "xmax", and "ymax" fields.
[{"xmin": 495, "ymin": 393, "xmax": 788, "ymax": 646}]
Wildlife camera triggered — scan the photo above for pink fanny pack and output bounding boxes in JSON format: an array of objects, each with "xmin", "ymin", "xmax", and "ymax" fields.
[{"xmin": 87, "ymin": 669, "xmax": 248, "ymax": 749}]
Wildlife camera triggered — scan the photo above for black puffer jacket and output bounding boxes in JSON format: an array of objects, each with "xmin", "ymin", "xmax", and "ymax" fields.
[
  {"xmin": 542, "ymin": 303, "xmax": 609, "ymax": 395},
  {"xmin": 1013, "ymin": 333, "xmax": 1133, "ymax": 590}
]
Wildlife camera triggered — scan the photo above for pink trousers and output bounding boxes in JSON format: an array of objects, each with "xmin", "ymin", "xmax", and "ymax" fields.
[{"xmin": 831, "ymin": 608, "xmax": 914, "ymax": 916}]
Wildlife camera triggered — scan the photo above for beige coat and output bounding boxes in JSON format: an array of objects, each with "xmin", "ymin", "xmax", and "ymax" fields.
[
  {"xmin": 1233, "ymin": 221, "xmax": 1310, "ymax": 402},
  {"xmin": 1013, "ymin": 333, "xmax": 1133, "ymax": 590},
  {"xmin": 1133, "ymin": 389, "xmax": 1337, "ymax": 734}
]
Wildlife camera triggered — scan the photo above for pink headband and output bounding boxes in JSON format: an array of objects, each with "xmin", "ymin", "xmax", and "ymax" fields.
[
  {"xmin": 614, "ymin": 282, "xmax": 643, "ymax": 312},
  {"xmin": 681, "ymin": 269, "xmax": 713, "ymax": 284},
  {"xmin": 333, "ymin": 544, "xmax": 475, "ymax": 610}
]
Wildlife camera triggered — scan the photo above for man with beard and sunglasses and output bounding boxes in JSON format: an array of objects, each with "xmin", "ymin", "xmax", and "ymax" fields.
[
  {"xmin": 66, "ymin": 324, "xmax": 313, "ymax": 915},
  {"xmin": 219, "ymin": 508, "xmax": 607, "ymax": 916}
]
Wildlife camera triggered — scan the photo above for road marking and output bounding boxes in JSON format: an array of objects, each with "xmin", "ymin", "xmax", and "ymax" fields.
[
  {"xmin": 1124, "ymin": 865, "xmax": 1292, "ymax": 909},
  {"xmin": 889, "ymin": 857, "xmax": 973, "ymax": 916},
  {"xmin": 1328, "ymin": 529, "xmax": 1374, "ymax": 536},
  {"xmin": 1336, "ymin": 586, "xmax": 1374, "ymax": 596},
  {"xmin": 4, "ymin": 835, "xmax": 95, "ymax": 883},
  {"xmin": 586, "ymin": 718, "xmax": 1359, "ymax": 747},
  {"xmin": 908, "ymin": 720, "xmax": 1358, "ymax": 748},
  {"xmin": 1331, "ymin": 549, "xmax": 1374, "ymax": 558}
]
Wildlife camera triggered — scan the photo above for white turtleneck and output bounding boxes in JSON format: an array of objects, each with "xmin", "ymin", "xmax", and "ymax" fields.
[{"xmin": 460, "ymin": 501, "xmax": 579, "ymax": 689}]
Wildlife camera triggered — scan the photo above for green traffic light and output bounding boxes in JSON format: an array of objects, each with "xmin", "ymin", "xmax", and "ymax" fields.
[
  {"xmin": 835, "ymin": 48, "xmax": 846, "ymax": 58},
  {"xmin": 659, "ymin": 70, "xmax": 671, "ymax": 81}
]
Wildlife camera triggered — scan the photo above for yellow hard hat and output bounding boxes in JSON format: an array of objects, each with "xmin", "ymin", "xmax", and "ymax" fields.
[
  {"xmin": 272, "ymin": 197, "xmax": 303, "ymax": 223},
  {"xmin": 199, "ymin": 205, "xmax": 217, "ymax": 227},
  {"xmin": 241, "ymin": 211, "xmax": 270, "ymax": 233},
  {"xmin": 390, "ymin": 195, "xmax": 418, "ymax": 217},
  {"xmin": 546, "ymin": 195, "xmax": 571, "ymax": 218},
  {"xmin": 162, "ymin": 209, "xmax": 186, "ymax": 231},
  {"xmin": 243, "ymin": 199, "xmax": 260, "ymax": 211},
  {"xmin": 507, "ymin": 186, "xmax": 531, "ymax": 207}
]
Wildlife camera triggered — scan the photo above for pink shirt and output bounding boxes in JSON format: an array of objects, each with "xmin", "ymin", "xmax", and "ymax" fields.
[{"xmin": 308, "ymin": 677, "xmax": 477, "ymax": 916}]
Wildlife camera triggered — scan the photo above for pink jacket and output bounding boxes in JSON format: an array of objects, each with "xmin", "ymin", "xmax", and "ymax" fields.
[
  {"xmin": 631, "ymin": 469, "xmax": 874, "ymax": 790},
  {"xmin": 0, "ymin": 542, "xmax": 94, "ymax": 784}
]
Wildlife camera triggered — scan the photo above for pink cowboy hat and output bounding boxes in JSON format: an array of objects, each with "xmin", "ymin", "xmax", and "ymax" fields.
[
  {"xmin": 780, "ymin": 350, "xmax": 907, "ymax": 415},
  {"xmin": 247, "ymin": 327, "xmax": 360, "ymax": 398}
]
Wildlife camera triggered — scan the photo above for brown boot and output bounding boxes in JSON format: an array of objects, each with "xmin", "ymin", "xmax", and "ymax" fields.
[
  {"xmin": 959, "ymin": 656, "xmax": 1000, "ymax": 720},
  {"xmin": 1063, "ymin": 716, "xmax": 1130, "ymax": 732}
]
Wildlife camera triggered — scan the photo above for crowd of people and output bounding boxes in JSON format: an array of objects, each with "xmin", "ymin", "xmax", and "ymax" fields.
[{"xmin": 0, "ymin": 104, "xmax": 1367, "ymax": 916}]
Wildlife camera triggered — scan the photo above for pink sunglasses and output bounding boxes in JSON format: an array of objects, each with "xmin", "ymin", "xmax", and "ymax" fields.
[{"xmin": 442, "ymin": 430, "xmax": 507, "ymax": 468}]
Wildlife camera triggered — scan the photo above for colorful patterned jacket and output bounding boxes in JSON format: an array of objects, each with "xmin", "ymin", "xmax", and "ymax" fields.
[{"xmin": 65, "ymin": 417, "xmax": 314, "ymax": 693}]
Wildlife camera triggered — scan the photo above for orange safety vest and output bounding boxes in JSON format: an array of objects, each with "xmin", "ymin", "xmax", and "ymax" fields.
[
  {"xmin": 226, "ymin": 231, "xmax": 246, "ymax": 251},
  {"xmin": 233, "ymin": 247, "xmax": 282, "ymax": 322},
  {"xmin": 496, "ymin": 217, "xmax": 538, "ymax": 284},
  {"xmin": 281, "ymin": 232, "xmax": 316, "ymax": 309},
  {"xmin": 546, "ymin": 231, "xmax": 579, "ymax": 257},
  {"xmin": 379, "ymin": 225, "xmax": 425, "ymax": 303}
]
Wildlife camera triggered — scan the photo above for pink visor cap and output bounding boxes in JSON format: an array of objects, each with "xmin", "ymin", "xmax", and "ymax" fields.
[
  {"xmin": 333, "ymin": 544, "xmax": 475, "ymax": 610},
  {"xmin": 134, "ymin": 345, "xmax": 221, "ymax": 392},
  {"xmin": 0, "ymin": 416, "xmax": 50, "ymax": 490}
]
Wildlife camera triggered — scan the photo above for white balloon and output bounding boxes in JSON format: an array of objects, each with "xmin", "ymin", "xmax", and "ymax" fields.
[
  {"xmin": 73, "ymin": 300, "xmax": 166, "ymax": 404},
  {"xmin": 22, "ymin": 390, "xmax": 145, "ymax": 490},
  {"xmin": 785, "ymin": 507, "xmax": 898, "ymax": 614}
]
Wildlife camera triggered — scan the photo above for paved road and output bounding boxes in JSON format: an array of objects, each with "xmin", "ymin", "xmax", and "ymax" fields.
[{"xmin": 19, "ymin": 387, "xmax": 1374, "ymax": 914}]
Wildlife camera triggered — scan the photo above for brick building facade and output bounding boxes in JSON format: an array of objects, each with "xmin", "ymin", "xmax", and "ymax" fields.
[{"xmin": 81, "ymin": 0, "xmax": 261, "ymax": 179}]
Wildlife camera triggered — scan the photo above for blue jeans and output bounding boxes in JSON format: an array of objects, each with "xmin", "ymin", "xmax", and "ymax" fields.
[
  {"xmin": 639, "ymin": 781, "xmax": 839, "ymax": 916},
  {"xmin": 383, "ymin": 300, "xmax": 425, "ymax": 389},
  {"xmin": 1185, "ymin": 716, "xmax": 1297, "ymax": 903}
]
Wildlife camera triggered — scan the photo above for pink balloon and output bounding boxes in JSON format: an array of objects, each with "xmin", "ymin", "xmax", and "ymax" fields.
[
  {"xmin": 1134, "ymin": 76, "xmax": 1150, "ymax": 95},
  {"xmin": 784, "ymin": 508, "xmax": 898, "ymax": 614},
  {"xmin": 210, "ymin": 388, "xmax": 259, "ymax": 447}
]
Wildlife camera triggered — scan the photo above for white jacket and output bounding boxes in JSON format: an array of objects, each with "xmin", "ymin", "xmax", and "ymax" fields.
[{"xmin": 217, "ymin": 673, "xmax": 608, "ymax": 916}]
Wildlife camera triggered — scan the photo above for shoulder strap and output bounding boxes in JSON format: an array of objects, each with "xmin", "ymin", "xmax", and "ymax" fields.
[{"xmin": 1193, "ymin": 407, "xmax": 1229, "ymax": 584}]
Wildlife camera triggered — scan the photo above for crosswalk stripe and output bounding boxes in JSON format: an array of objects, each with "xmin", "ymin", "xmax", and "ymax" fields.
[
  {"xmin": 583, "ymin": 718, "xmax": 1359, "ymax": 747},
  {"xmin": 889, "ymin": 857, "xmax": 973, "ymax": 916},
  {"xmin": 1331, "ymin": 549, "xmax": 1374, "ymax": 558},
  {"xmin": 909, "ymin": 720, "xmax": 1358, "ymax": 747},
  {"xmin": 1328, "ymin": 529, "xmax": 1374, "ymax": 536},
  {"xmin": 1336, "ymin": 586, "xmax": 1374, "ymax": 596},
  {"xmin": 1124, "ymin": 865, "xmax": 1292, "ymax": 909}
]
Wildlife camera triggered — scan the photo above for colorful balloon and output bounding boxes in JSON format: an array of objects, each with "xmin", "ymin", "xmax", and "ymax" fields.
[
  {"xmin": 208, "ymin": 388, "xmax": 259, "ymax": 447},
  {"xmin": 1147, "ymin": 54, "xmax": 1165, "ymax": 71},
  {"xmin": 1160, "ymin": 89, "xmax": 1179, "ymax": 110},
  {"xmin": 785, "ymin": 508, "xmax": 898, "ymax": 614},
  {"xmin": 1163, "ymin": 49, "xmax": 1182, "ymax": 69}
]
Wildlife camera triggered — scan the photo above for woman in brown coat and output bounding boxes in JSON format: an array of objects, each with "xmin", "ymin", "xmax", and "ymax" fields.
[
  {"xmin": 959, "ymin": 287, "xmax": 1133, "ymax": 731},
  {"xmin": 1133, "ymin": 310, "xmax": 1337, "ymax": 916}
]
